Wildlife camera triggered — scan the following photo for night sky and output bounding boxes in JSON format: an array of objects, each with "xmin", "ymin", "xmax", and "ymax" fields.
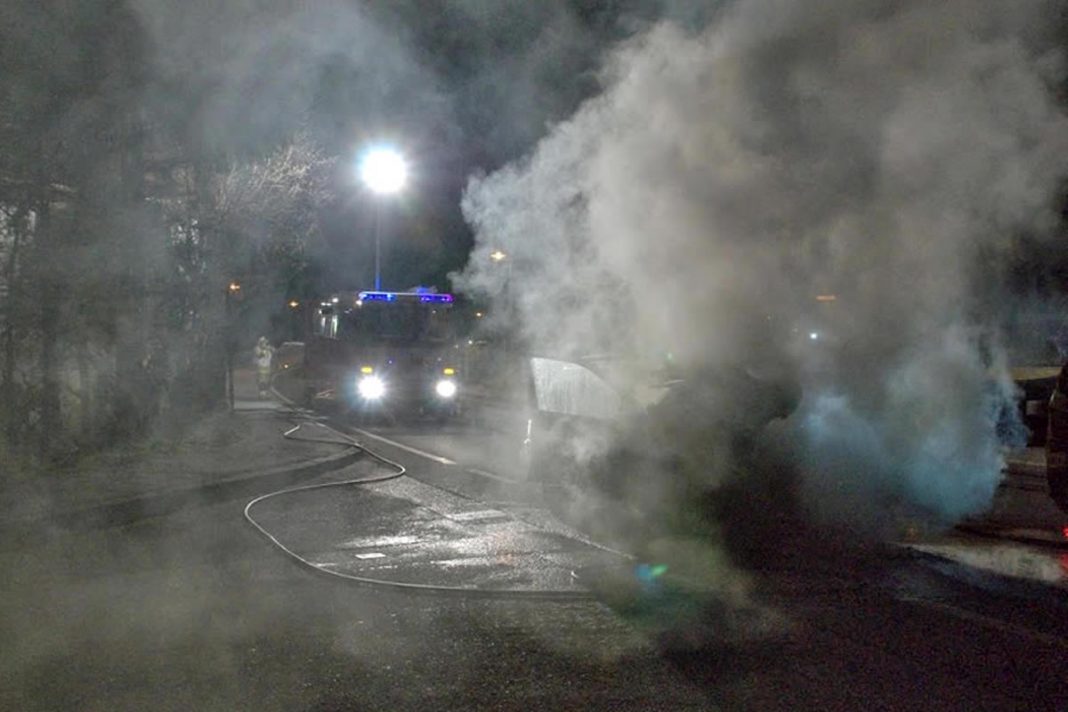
[
  {"xmin": 310, "ymin": 1, "xmax": 680, "ymax": 292},
  {"xmin": 142, "ymin": 0, "xmax": 696, "ymax": 292}
]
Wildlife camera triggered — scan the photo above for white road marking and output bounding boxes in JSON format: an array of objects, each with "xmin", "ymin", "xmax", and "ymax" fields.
[
  {"xmin": 465, "ymin": 467, "xmax": 520, "ymax": 484},
  {"xmin": 449, "ymin": 510, "xmax": 509, "ymax": 522},
  {"xmin": 342, "ymin": 535, "xmax": 421, "ymax": 548},
  {"xmin": 355, "ymin": 552, "xmax": 386, "ymax": 560},
  {"xmin": 349, "ymin": 428, "xmax": 457, "ymax": 466}
]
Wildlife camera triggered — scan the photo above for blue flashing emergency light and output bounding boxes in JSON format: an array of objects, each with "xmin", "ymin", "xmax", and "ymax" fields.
[
  {"xmin": 358, "ymin": 291, "xmax": 397, "ymax": 302},
  {"xmin": 356, "ymin": 291, "xmax": 453, "ymax": 304}
]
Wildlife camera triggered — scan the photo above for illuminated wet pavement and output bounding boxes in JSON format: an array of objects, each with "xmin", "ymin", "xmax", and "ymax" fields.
[
  {"xmin": 249, "ymin": 476, "xmax": 626, "ymax": 593},
  {"xmin": 232, "ymin": 404, "xmax": 1068, "ymax": 708},
  {"xmin": 10, "ymin": 420, "xmax": 1068, "ymax": 710},
  {"xmin": 346, "ymin": 423, "xmax": 1068, "ymax": 581}
]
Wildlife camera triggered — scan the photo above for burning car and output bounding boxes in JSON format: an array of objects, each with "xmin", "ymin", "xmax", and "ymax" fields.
[{"xmin": 468, "ymin": 349, "xmax": 800, "ymax": 542}]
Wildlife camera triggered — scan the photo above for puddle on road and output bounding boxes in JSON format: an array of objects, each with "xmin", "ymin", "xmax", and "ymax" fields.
[
  {"xmin": 448, "ymin": 509, "xmax": 510, "ymax": 522},
  {"xmin": 339, "ymin": 534, "xmax": 423, "ymax": 549}
]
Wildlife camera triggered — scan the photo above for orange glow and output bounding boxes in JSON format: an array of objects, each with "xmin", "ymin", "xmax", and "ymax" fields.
[
  {"xmin": 815, "ymin": 294, "xmax": 837, "ymax": 302},
  {"xmin": 288, "ymin": 300, "xmax": 299, "ymax": 308},
  {"xmin": 228, "ymin": 282, "xmax": 241, "ymax": 292}
]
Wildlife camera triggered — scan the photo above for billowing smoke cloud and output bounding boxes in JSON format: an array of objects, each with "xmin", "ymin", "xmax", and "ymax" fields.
[
  {"xmin": 130, "ymin": 0, "xmax": 452, "ymax": 153},
  {"xmin": 456, "ymin": 0, "xmax": 1068, "ymax": 528}
]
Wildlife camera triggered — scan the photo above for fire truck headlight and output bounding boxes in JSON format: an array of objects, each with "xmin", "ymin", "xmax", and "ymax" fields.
[
  {"xmin": 435, "ymin": 379, "xmax": 457, "ymax": 399},
  {"xmin": 358, "ymin": 375, "xmax": 386, "ymax": 400}
]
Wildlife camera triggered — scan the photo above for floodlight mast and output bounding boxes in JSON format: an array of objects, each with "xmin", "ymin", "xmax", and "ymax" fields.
[{"xmin": 358, "ymin": 146, "xmax": 408, "ymax": 290}]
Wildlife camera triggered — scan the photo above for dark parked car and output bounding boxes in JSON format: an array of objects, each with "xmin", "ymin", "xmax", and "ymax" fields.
[
  {"xmin": 1045, "ymin": 362, "xmax": 1068, "ymax": 512},
  {"xmin": 1011, "ymin": 365, "xmax": 1062, "ymax": 447}
]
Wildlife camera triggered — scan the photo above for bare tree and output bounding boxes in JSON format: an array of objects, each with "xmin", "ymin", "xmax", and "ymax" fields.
[{"xmin": 0, "ymin": 0, "xmax": 333, "ymax": 463}]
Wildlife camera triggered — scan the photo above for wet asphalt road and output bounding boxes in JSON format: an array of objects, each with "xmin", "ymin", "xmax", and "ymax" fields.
[
  {"xmin": 4, "ymin": 415, "xmax": 1068, "ymax": 710},
  {"xmin": 1, "ymin": 470, "xmax": 707, "ymax": 710}
]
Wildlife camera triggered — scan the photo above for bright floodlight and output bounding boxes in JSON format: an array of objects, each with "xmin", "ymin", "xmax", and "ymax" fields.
[{"xmin": 359, "ymin": 147, "xmax": 407, "ymax": 195}]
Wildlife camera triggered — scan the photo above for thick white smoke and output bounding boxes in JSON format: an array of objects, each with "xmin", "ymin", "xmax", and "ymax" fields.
[{"xmin": 456, "ymin": 0, "xmax": 1068, "ymax": 527}]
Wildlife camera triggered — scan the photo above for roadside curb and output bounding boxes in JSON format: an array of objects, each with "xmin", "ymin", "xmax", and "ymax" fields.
[{"xmin": 953, "ymin": 521, "xmax": 1068, "ymax": 550}]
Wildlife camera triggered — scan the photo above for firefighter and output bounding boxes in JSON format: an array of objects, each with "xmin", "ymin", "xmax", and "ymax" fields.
[
  {"xmin": 255, "ymin": 336, "xmax": 274, "ymax": 397},
  {"xmin": 1046, "ymin": 362, "xmax": 1068, "ymax": 512}
]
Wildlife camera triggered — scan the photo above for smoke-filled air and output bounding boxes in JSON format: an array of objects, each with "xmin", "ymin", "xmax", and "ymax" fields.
[{"xmin": 455, "ymin": 0, "xmax": 1068, "ymax": 529}]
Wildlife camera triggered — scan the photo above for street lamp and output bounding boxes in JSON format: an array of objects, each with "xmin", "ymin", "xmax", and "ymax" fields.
[
  {"xmin": 487, "ymin": 249, "xmax": 516, "ymax": 352},
  {"xmin": 224, "ymin": 280, "xmax": 242, "ymax": 411},
  {"xmin": 359, "ymin": 146, "xmax": 408, "ymax": 291}
]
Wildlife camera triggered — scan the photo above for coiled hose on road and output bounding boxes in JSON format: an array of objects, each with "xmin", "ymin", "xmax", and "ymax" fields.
[{"xmin": 243, "ymin": 397, "xmax": 612, "ymax": 601}]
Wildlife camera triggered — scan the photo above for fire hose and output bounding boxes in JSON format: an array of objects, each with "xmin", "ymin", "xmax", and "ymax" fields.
[{"xmin": 243, "ymin": 401, "xmax": 622, "ymax": 601}]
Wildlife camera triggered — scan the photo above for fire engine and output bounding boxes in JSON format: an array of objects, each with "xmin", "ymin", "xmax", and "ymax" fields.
[{"xmin": 303, "ymin": 290, "xmax": 462, "ymax": 418}]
